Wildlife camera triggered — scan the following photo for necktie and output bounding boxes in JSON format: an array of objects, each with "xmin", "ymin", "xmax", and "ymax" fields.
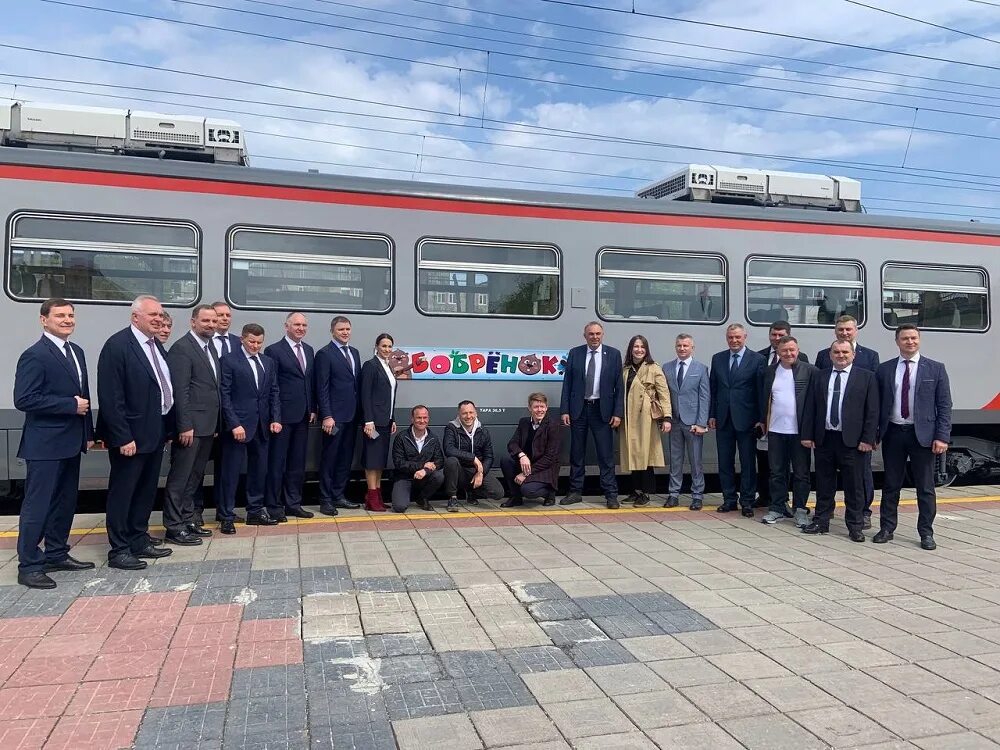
[
  {"xmin": 730, "ymin": 352, "xmax": 739, "ymax": 375},
  {"xmin": 146, "ymin": 338, "xmax": 173, "ymax": 412},
  {"xmin": 585, "ymin": 349, "xmax": 597, "ymax": 397},
  {"xmin": 64, "ymin": 342, "xmax": 81, "ymax": 387},
  {"xmin": 830, "ymin": 370, "xmax": 843, "ymax": 429},
  {"xmin": 342, "ymin": 345, "xmax": 354, "ymax": 374},
  {"xmin": 770, "ymin": 350, "xmax": 778, "ymax": 366},
  {"xmin": 677, "ymin": 360, "xmax": 685, "ymax": 389},
  {"xmin": 901, "ymin": 360, "xmax": 912, "ymax": 419},
  {"xmin": 218, "ymin": 334, "xmax": 230, "ymax": 356},
  {"xmin": 295, "ymin": 343, "xmax": 306, "ymax": 373},
  {"xmin": 204, "ymin": 344, "xmax": 217, "ymax": 381},
  {"xmin": 251, "ymin": 355, "xmax": 265, "ymax": 390}
]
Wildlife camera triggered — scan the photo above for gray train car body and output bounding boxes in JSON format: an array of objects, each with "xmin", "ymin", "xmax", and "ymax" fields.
[{"xmin": 1, "ymin": 148, "xmax": 998, "ymax": 489}]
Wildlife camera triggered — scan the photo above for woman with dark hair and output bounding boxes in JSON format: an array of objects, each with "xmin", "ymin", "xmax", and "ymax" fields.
[
  {"xmin": 620, "ymin": 334, "xmax": 670, "ymax": 506},
  {"xmin": 359, "ymin": 332, "xmax": 398, "ymax": 512}
]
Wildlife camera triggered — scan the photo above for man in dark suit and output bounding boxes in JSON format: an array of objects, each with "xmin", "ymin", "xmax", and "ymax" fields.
[
  {"xmin": 815, "ymin": 314, "xmax": 880, "ymax": 527},
  {"xmin": 219, "ymin": 323, "xmax": 282, "ymax": 534},
  {"xmin": 97, "ymin": 295, "xmax": 175, "ymax": 570},
  {"xmin": 874, "ymin": 324, "xmax": 952, "ymax": 550},
  {"xmin": 559, "ymin": 321, "xmax": 625, "ymax": 508},
  {"xmin": 14, "ymin": 298, "xmax": 96, "ymax": 589},
  {"xmin": 209, "ymin": 301, "xmax": 243, "ymax": 523},
  {"xmin": 315, "ymin": 315, "xmax": 363, "ymax": 516},
  {"xmin": 755, "ymin": 321, "xmax": 808, "ymax": 507},
  {"xmin": 264, "ymin": 312, "xmax": 316, "ymax": 521},
  {"xmin": 709, "ymin": 324, "xmax": 766, "ymax": 517},
  {"xmin": 800, "ymin": 340, "xmax": 879, "ymax": 542},
  {"xmin": 162, "ymin": 305, "xmax": 220, "ymax": 547},
  {"xmin": 759, "ymin": 336, "xmax": 816, "ymax": 528},
  {"xmin": 500, "ymin": 392, "xmax": 562, "ymax": 507}
]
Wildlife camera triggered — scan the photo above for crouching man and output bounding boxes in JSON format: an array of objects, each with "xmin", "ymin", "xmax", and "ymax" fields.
[
  {"xmin": 443, "ymin": 400, "xmax": 504, "ymax": 511},
  {"xmin": 500, "ymin": 392, "xmax": 562, "ymax": 507},
  {"xmin": 390, "ymin": 405, "xmax": 445, "ymax": 512}
]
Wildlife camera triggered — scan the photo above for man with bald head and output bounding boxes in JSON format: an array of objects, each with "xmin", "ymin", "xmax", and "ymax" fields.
[
  {"xmin": 97, "ymin": 295, "xmax": 175, "ymax": 570},
  {"xmin": 263, "ymin": 311, "xmax": 316, "ymax": 520}
]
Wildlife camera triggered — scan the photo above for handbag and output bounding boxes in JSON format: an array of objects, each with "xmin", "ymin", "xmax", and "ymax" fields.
[{"xmin": 645, "ymin": 384, "xmax": 665, "ymax": 421}]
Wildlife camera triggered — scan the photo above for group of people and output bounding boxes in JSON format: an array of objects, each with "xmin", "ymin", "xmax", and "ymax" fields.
[
  {"xmin": 558, "ymin": 317, "xmax": 952, "ymax": 554},
  {"xmin": 13, "ymin": 297, "xmax": 951, "ymax": 591}
]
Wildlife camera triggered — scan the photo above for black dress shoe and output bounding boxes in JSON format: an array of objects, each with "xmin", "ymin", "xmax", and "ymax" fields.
[
  {"xmin": 716, "ymin": 504, "xmax": 736, "ymax": 513},
  {"xmin": 246, "ymin": 513, "xmax": 279, "ymax": 526},
  {"xmin": 921, "ymin": 535, "xmax": 937, "ymax": 551},
  {"xmin": 43, "ymin": 555, "xmax": 96, "ymax": 572},
  {"xmin": 272, "ymin": 514, "xmax": 288, "ymax": 523},
  {"xmin": 220, "ymin": 520, "xmax": 236, "ymax": 535},
  {"xmin": 689, "ymin": 501, "xmax": 703, "ymax": 511},
  {"xmin": 18, "ymin": 571, "xmax": 57, "ymax": 589},
  {"xmin": 318, "ymin": 504, "xmax": 339, "ymax": 517},
  {"xmin": 849, "ymin": 529, "xmax": 866, "ymax": 543},
  {"xmin": 542, "ymin": 495, "xmax": 556, "ymax": 507},
  {"xmin": 872, "ymin": 531, "xmax": 893, "ymax": 544},
  {"xmin": 146, "ymin": 534, "xmax": 165, "ymax": 547},
  {"xmin": 216, "ymin": 513, "xmax": 246, "ymax": 523},
  {"xmin": 331, "ymin": 499, "xmax": 361, "ymax": 510},
  {"xmin": 606, "ymin": 498, "xmax": 621, "ymax": 509},
  {"xmin": 194, "ymin": 513, "xmax": 205, "ymax": 528},
  {"xmin": 802, "ymin": 522, "xmax": 829, "ymax": 535},
  {"xmin": 741, "ymin": 508, "xmax": 754, "ymax": 518},
  {"xmin": 186, "ymin": 523, "xmax": 212, "ymax": 537},
  {"xmin": 560, "ymin": 493, "xmax": 583, "ymax": 506},
  {"xmin": 500, "ymin": 498, "xmax": 523, "ymax": 508},
  {"xmin": 287, "ymin": 507, "xmax": 314, "ymax": 518},
  {"xmin": 164, "ymin": 530, "xmax": 203, "ymax": 546},
  {"xmin": 136, "ymin": 545, "xmax": 173, "ymax": 559},
  {"xmin": 108, "ymin": 554, "xmax": 147, "ymax": 570},
  {"xmin": 863, "ymin": 513, "xmax": 873, "ymax": 530},
  {"xmin": 466, "ymin": 497, "xmax": 479, "ymax": 506}
]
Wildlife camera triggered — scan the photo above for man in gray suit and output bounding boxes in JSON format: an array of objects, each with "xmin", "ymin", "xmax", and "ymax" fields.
[
  {"xmin": 163, "ymin": 305, "xmax": 220, "ymax": 546},
  {"xmin": 664, "ymin": 333, "xmax": 710, "ymax": 510}
]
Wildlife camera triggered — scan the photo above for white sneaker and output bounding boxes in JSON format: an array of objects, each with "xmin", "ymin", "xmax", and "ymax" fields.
[
  {"xmin": 761, "ymin": 511, "xmax": 783, "ymax": 524},
  {"xmin": 794, "ymin": 508, "xmax": 809, "ymax": 528}
]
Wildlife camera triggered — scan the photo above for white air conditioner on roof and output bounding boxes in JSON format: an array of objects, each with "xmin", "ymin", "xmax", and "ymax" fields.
[
  {"xmin": 129, "ymin": 111, "xmax": 204, "ymax": 147},
  {"xmin": 15, "ymin": 102, "xmax": 127, "ymax": 139}
]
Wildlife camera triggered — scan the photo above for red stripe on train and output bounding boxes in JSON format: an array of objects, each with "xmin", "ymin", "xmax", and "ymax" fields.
[
  {"xmin": 984, "ymin": 393, "xmax": 1000, "ymax": 410},
  {"xmin": 3, "ymin": 164, "xmax": 1000, "ymax": 246}
]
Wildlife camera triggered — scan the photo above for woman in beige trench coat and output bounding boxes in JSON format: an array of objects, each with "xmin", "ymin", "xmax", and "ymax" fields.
[{"xmin": 620, "ymin": 335, "xmax": 671, "ymax": 506}]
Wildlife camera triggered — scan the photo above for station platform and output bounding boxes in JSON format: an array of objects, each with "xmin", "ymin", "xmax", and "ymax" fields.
[{"xmin": 0, "ymin": 486, "xmax": 999, "ymax": 749}]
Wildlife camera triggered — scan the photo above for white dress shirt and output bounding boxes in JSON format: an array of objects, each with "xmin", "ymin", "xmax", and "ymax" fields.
[
  {"xmin": 131, "ymin": 324, "xmax": 172, "ymax": 415},
  {"xmin": 378, "ymin": 356, "xmax": 398, "ymax": 414},
  {"xmin": 585, "ymin": 346, "xmax": 603, "ymax": 399},
  {"xmin": 43, "ymin": 331, "xmax": 83, "ymax": 386},
  {"xmin": 769, "ymin": 366, "xmax": 798, "ymax": 435},
  {"xmin": 825, "ymin": 364, "xmax": 852, "ymax": 431},
  {"xmin": 243, "ymin": 347, "xmax": 263, "ymax": 389},
  {"xmin": 675, "ymin": 356, "xmax": 691, "ymax": 384},
  {"xmin": 189, "ymin": 330, "xmax": 217, "ymax": 381},
  {"xmin": 890, "ymin": 353, "xmax": 920, "ymax": 425}
]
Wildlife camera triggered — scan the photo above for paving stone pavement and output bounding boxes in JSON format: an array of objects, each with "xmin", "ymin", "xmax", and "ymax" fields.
[{"xmin": 0, "ymin": 487, "xmax": 998, "ymax": 747}]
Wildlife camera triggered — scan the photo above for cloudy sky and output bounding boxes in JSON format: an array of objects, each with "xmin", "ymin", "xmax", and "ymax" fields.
[{"xmin": 3, "ymin": 0, "xmax": 1000, "ymax": 222}]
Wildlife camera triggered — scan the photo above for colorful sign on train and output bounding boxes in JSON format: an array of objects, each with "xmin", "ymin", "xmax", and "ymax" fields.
[{"xmin": 389, "ymin": 348, "xmax": 567, "ymax": 381}]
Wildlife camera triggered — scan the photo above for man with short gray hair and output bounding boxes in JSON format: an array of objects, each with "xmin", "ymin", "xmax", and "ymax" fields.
[{"xmin": 664, "ymin": 334, "xmax": 710, "ymax": 510}]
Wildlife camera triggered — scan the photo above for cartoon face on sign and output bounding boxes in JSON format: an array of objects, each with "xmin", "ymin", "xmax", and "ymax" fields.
[
  {"xmin": 389, "ymin": 349, "xmax": 412, "ymax": 379},
  {"xmin": 517, "ymin": 353, "xmax": 542, "ymax": 376}
]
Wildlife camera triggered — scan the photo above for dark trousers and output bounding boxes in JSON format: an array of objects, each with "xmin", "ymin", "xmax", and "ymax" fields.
[
  {"xmin": 391, "ymin": 470, "xmax": 444, "ymax": 511},
  {"xmin": 716, "ymin": 423, "xmax": 757, "ymax": 508},
  {"xmin": 163, "ymin": 435, "xmax": 214, "ymax": 533},
  {"xmin": 767, "ymin": 432, "xmax": 811, "ymax": 514},
  {"xmin": 862, "ymin": 451, "xmax": 875, "ymax": 515},
  {"xmin": 499, "ymin": 454, "xmax": 554, "ymax": 502},
  {"xmin": 208, "ymin": 437, "xmax": 245, "ymax": 516},
  {"xmin": 814, "ymin": 432, "xmax": 865, "ymax": 532},
  {"xmin": 630, "ymin": 468, "xmax": 655, "ymax": 494},
  {"xmin": 219, "ymin": 428, "xmax": 269, "ymax": 520},
  {"xmin": 106, "ymin": 447, "xmax": 164, "ymax": 560},
  {"xmin": 569, "ymin": 401, "xmax": 617, "ymax": 499},
  {"xmin": 18, "ymin": 455, "xmax": 81, "ymax": 572},
  {"xmin": 319, "ymin": 420, "xmax": 357, "ymax": 504},
  {"xmin": 266, "ymin": 416, "xmax": 309, "ymax": 512},
  {"xmin": 442, "ymin": 456, "xmax": 504, "ymax": 499},
  {"xmin": 879, "ymin": 423, "xmax": 937, "ymax": 538},
  {"xmin": 756, "ymin": 447, "xmax": 771, "ymax": 503}
]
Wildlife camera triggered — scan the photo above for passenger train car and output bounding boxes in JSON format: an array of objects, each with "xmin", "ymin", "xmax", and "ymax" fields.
[{"xmin": 1, "ymin": 140, "xmax": 998, "ymax": 493}]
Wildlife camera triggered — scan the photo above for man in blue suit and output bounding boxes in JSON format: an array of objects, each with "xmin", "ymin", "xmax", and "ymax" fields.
[
  {"xmin": 14, "ymin": 298, "xmax": 96, "ymax": 589},
  {"xmin": 97, "ymin": 295, "xmax": 175, "ymax": 570},
  {"xmin": 874, "ymin": 324, "xmax": 952, "ymax": 550},
  {"xmin": 315, "ymin": 316, "xmax": 363, "ymax": 515},
  {"xmin": 559, "ymin": 321, "xmax": 625, "ymax": 508},
  {"xmin": 709, "ymin": 324, "xmax": 766, "ymax": 517},
  {"xmin": 209, "ymin": 301, "xmax": 244, "ymax": 523},
  {"xmin": 664, "ymin": 333, "xmax": 710, "ymax": 510},
  {"xmin": 264, "ymin": 312, "xmax": 316, "ymax": 521},
  {"xmin": 815, "ymin": 314, "xmax": 880, "ymax": 526},
  {"xmin": 219, "ymin": 323, "xmax": 283, "ymax": 534}
]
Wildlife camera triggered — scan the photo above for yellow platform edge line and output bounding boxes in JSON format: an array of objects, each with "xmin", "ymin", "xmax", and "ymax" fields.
[{"xmin": 2, "ymin": 494, "xmax": 998, "ymax": 539}]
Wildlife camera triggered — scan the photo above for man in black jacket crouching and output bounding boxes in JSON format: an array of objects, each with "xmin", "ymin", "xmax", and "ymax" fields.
[
  {"xmin": 443, "ymin": 400, "xmax": 504, "ymax": 511},
  {"xmin": 390, "ymin": 405, "xmax": 445, "ymax": 513}
]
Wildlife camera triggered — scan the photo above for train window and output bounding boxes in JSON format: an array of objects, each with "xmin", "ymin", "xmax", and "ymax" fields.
[
  {"xmin": 227, "ymin": 227, "xmax": 392, "ymax": 313},
  {"xmin": 6, "ymin": 212, "xmax": 199, "ymax": 305},
  {"xmin": 746, "ymin": 257, "xmax": 865, "ymax": 327},
  {"xmin": 597, "ymin": 249, "xmax": 726, "ymax": 323},
  {"xmin": 416, "ymin": 238, "xmax": 560, "ymax": 318},
  {"xmin": 882, "ymin": 263, "xmax": 989, "ymax": 332}
]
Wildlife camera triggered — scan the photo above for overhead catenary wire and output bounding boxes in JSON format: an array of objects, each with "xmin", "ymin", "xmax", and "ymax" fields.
[{"xmin": 843, "ymin": 0, "xmax": 1000, "ymax": 45}]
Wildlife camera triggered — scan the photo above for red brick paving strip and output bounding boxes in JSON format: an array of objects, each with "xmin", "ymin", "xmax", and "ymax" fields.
[
  {"xmin": 0, "ymin": 684, "xmax": 76, "ymax": 720},
  {"xmin": 0, "ymin": 637, "xmax": 41, "ymax": 683},
  {"xmin": 0, "ymin": 717, "xmax": 57, "ymax": 750},
  {"xmin": 235, "ymin": 638, "xmax": 304, "ymax": 669},
  {"xmin": 64, "ymin": 677, "xmax": 157, "ymax": 715},
  {"xmin": 44, "ymin": 709, "xmax": 143, "ymax": 750}
]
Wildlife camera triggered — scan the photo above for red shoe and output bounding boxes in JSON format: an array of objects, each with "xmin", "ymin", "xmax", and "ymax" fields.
[{"xmin": 365, "ymin": 489, "xmax": 387, "ymax": 513}]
